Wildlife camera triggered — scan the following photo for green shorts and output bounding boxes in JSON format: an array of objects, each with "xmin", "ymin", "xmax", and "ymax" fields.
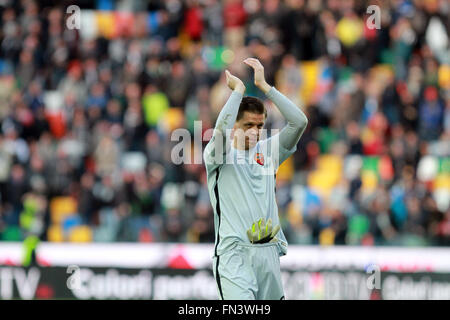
[{"xmin": 212, "ymin": 242, "xmax": 284, "ymax": 300}]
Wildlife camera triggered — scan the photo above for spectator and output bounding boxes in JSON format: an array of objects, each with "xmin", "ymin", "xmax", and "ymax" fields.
[{"xmin": 0, "ymin": 0, "xmax": 448, "ymax": 247}]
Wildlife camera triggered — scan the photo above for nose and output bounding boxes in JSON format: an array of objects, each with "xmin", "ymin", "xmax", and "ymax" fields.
[{"xmin": 248, "ymin": 126, "xmax": 259, "ymax": 134}]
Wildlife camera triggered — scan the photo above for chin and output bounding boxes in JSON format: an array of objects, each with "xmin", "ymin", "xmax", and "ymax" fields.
[{"xmin": 246, "ymin": 141, "xmax": 258, "ymax": 149}]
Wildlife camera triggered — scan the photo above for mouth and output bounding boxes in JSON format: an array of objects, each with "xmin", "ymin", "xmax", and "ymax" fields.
[{"xmin": 246, "ymin": 135, "xmax": 258, "ymax": 146}]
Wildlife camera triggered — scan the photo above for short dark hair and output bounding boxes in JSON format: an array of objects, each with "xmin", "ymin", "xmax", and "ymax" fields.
[{"xmin": 236, "ymin": 96, "xmax": 267, "ymax": 121}]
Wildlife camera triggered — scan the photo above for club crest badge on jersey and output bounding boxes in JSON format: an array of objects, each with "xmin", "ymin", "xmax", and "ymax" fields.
[{"xmin": 254, "ymin": 152, "xmax": 264, "ymax": 166}]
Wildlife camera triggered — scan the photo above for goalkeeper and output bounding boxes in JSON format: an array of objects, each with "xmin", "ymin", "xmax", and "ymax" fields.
[{"xmin": 204, "ymin": 58, "xmax": 308, "ymax": 300}]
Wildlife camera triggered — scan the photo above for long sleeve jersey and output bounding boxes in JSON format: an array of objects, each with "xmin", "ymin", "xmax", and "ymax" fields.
[{"xmin": 204, "ymin": 86, "xmax": 308, "ymax": 257}]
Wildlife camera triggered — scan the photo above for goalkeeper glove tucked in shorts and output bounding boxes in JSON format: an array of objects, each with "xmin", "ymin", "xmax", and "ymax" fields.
[{"xmin": 246, "ymin": 218, "xmax": 280, "ymax": 244}]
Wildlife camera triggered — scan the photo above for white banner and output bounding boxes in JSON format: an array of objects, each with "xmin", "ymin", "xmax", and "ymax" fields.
[{"xmin": 1, "ymin": 243, "xmax": 450, "ymax": 272}]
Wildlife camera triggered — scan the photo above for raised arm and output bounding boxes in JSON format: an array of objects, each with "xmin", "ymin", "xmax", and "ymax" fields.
[
  {"xmin": 244, "ymin": 58, "xmax": 308, "ymax": 151},
  {"xmin": 204, "ymin": 70, "xmax": 245, "ymax": 166},
  {"xmin": 265, "ymin": 86, "xmax": 308, "ymax": 150}
]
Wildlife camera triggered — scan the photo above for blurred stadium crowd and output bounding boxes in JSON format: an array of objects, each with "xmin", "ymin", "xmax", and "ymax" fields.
[{"xmin": 0, "ymin": 0, "xmax": 449, "ymax": 246}]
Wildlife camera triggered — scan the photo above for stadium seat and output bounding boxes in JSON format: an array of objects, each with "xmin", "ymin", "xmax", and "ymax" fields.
[
  {"xmin": 299, "ymin": 61, "xmax": 320, "ymax": 105},
  {"xmin": 362, "ymin": 156, "xmax": 379, "ymax": 174},
  {"xmin": 286, "ymin": 201, "xmax": 302, "ymax": 226},
  {"xmin": 308, "ymin": 155, "xmax": 342, "ymax": 198},
  {"xmin": 276, "ymin": 155, "xmax": 295, "ymax": 182},
  {"xmin": 438, "ymin": 64, "xmax": 450, "ymax": 89},
  {"xmin": 434, "ymin": 174, "xmax": 450, "ymax": 190},
  {"xmin": 163, "ymin": 107, "xmax": 185, "ymax": 132},
  {"xmin": 62, "ymin": 215, "xmax": 82, "ymax": 235},
  {"xmin": 317, "ymin": 154, "xmax": 342, "ymax": 173},
  {"xmin": 319, "ymin": 228, "xmax": 335, "ymax": 246},
  {"xmin": 68, "ymin": 226, "xmax": 93, "ymax": 243},
  {"xmin": 96, "ymin": 11, "xmax": 115, "ymax": 39},
  {"xmin": 50, "ymin": 197, "xmax": 77, "ymax": 225},
  {"xmin": 47, "ymin": 224, "xmax": 64, "ymax": 242},
  {"xmin": 361, "ymin": 170, "xmax": 378, "ymax": 192}
]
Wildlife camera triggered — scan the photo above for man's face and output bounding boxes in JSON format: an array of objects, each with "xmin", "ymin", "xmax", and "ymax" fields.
[{"xmin": 233, "ymin": 111, "xmax": 266, "ymax": 150}]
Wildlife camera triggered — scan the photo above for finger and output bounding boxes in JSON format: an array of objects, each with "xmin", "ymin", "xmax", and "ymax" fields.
[
  {"xmin": 226, "ymin": 69, "xmax": 236, "ymax": 76},
  {"xmin": 248, "ymin": 58, "xmax": 262, "ymax": 67},
  {"xmin": 246, "ymin": 58, "xmax": 260, "ymax": 65},
  {"xmin": 257, "ymin": 219, "xmax": 264, "ymax": 240},
  {"xmin": 247, "ymin": 229, "xmax": 254, "ymax": 243},
  {"xmin": 266, "ymin": 218, "xmax": 272, "ymax": 235},
  {"xmin": 260, "ymin": 218, "xmax": 267, "ymax": 236},
  {"xmin": 246, "ymin": 62, "xmax": 262, "ymax": 71},
  {"xmin": 244, "ymin": 59, "xmax": 256, "ymax": 66},
  {"xmin": 244, "ymin": 61, "xmax": 255, "ymax": 69},
  {"xmin": 259, "ymin": 217, "xmax": 265, "ymax": 230},
  {"xmin": 271, "ymin": 224, "xmax": 281, "ymax": 237}
]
